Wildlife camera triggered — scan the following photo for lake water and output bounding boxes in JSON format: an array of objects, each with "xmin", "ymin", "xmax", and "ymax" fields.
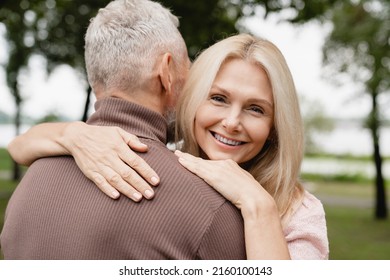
[
  {"xmin": 312, "ymin": 122, "xmax": 390, "ymax": 156},
  {"xmin": 1, "ymin": 123, "xmax": 389, "ymax": 177}
]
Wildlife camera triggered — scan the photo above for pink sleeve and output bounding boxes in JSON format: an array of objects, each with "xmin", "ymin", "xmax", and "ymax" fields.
[{"xmin": 284, "ymin": 191, "xmax": 329, "ymax": 260}]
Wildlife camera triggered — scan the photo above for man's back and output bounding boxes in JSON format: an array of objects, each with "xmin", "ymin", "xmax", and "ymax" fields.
[{"xmin": 0, "ymin": 98, "xmax": 246, "ymax": 259}]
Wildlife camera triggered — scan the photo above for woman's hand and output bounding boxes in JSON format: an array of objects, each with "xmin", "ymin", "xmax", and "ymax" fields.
[
  {"xmin": 60, "ymin": 122, "xmax": 160, "ymax": 201},
  {"xmin": 174, "ymin": 150, "xmax": 272, "ymax": 212}
]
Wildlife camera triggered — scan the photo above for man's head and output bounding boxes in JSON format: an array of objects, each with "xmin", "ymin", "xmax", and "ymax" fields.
[{"xmin": 84, "ymin": 0, "xmax": 189, "ymax": 112}]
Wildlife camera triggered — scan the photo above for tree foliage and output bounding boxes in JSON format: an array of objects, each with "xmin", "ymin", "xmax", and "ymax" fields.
[{"xmin": 322, "ymin": 0, "xmax": 389, "ymax": 219}]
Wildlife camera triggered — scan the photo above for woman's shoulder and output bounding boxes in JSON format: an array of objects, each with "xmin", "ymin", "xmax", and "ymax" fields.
[
  {"xmin": 285, "ymin": 190, "xmax": 329, "ymax": 259},
  {"xmin": 284, "ymin": 189, "xmax": 327, "ymax": 239},
  {"xmin": 302, "ymin": 190, "xmax": 324, "ymax": 210},
  {"xmin": 293, "ymin": 190, "xmax": 326, "ymax": 221}
]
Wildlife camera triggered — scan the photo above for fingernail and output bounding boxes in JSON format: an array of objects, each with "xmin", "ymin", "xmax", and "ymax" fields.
[
  {"xmin": 111, "ymin": 191, "xmax": 120, "ymax": 199},
  {"xmin": 178, "ymin": 157, "xmax": 185, "ymax": 163},
  {"xmin": 133, "ymin": 192, "xmax": 142, "ymax": 201},
  {"xmin": 145, "ymin": 190, "xmax": 154, "ymax": 199},
  {"xmin": 151, "ymin": 176, "xmax": 159, "ymax": 185}
]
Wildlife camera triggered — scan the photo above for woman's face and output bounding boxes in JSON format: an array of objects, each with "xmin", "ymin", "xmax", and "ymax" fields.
[{"xmin": 194, "ymin": 58, "xmax": 274, "ymax": 164}]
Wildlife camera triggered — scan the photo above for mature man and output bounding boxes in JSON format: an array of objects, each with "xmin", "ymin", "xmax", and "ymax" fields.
[{"xmin": 0, "ymin": 0, "xmax": 245, "ymax": 259}]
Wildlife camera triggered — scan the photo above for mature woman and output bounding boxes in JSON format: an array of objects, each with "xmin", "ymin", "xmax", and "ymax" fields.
[{"xmin": 8, "ymin": 34, "xmax": 329, "ymax": 259}]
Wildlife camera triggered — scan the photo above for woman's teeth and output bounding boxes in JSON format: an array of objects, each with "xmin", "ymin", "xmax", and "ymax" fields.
[{"xmin": 213, "ymin": 133, "xmax": 242, "ymax": 146}]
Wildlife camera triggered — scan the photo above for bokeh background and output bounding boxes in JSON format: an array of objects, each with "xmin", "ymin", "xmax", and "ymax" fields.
[{"xmin": 0, "ymin": 0, "xmax": 389, "ymax": 259}]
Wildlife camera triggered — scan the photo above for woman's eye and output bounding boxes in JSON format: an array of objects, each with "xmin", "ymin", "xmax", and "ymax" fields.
[
  {"xmin": 249, "ymin": 106, "xmax": 264, "ymax": 115},
  {"xmin": 210, "ymin": 95, "xmax": 226, "ymax": 103}
]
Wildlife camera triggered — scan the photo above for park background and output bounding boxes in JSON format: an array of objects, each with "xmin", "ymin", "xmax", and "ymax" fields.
[{"xmin": 0, "ymin": 0, "xmax": 389, "ymax": 259}]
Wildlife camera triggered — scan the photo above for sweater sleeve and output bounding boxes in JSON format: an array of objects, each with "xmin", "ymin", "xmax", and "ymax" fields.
[
  {"xmin": 196, "ymin": 202, "xmax": 247, "ymax": 260},
  {"xmin": 284, "ymin": 191, "xmax": 329, "ymax": 260}
]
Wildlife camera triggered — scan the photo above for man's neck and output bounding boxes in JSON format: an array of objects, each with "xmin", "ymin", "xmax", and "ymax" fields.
[{"xmin": 96, "ymin": 90, "xmax": 166, "ymax": 116}]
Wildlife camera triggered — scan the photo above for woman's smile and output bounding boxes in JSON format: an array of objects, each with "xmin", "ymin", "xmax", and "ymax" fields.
[{"xmin": 211, "ymin": 132, "xmax": 245, "ymax": 147}]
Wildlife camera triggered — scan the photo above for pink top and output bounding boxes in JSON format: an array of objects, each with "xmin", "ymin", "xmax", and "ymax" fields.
[{"xmin": 284, "ymin": 191, "xmax": 329, "ymax": 260}]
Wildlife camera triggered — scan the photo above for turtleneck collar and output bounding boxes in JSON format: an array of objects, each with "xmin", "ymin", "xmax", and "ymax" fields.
[{"xmin": 86, "ymin": 97, "xmax": 167, "ymax": 144}]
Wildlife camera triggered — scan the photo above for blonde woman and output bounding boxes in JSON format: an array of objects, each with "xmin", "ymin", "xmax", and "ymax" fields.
[{"xmin": 8, "ymin": 34, "xmax": 329, "ymax": 259}]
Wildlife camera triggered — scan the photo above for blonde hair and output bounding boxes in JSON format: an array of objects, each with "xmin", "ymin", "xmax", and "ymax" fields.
[{"xmin": 175, "ymin": 34, "xmax": 305, "ymax": 226}]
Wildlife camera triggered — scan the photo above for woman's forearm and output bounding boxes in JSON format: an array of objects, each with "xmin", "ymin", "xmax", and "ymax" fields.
[
  {"xmin": 241, "ymin": 201, "xmax": 291, "ymax": 260},
  {"xmin": 7, "ymin": 122, "xmax": 79, "ymax": 166},
  {"xmin": 8, "ymin": 121, "xmax": 160, "ymax": 201}
]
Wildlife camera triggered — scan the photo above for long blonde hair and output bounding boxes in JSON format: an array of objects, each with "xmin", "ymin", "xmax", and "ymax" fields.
[{"xmin": 175, "ymin": 34, "xmax": 305, "ymax": 226}]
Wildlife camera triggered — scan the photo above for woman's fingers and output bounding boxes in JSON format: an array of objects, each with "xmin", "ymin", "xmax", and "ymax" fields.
[
  {"xmin": 87, "ymin": 170, "xmax": 143, "ymax": 202},
  {"xmin": 119, "ymin": 143, "xmax": 160, "ymax": 188},
  {"xmin": 174, "ymin": 150, "xmax": 209, "ymax": 176},
  {"xmin": 174, "ymin": 150, "xmax": 233, "ymax": 184},
  {"xmin": 66, "ymin": 125, "xmax": 160, "ymax": 201},
  {"xmin": 174, "ymin": 150, "xmax": 261, "ymax": 209},
  {"xmin": 111, "ymin": 163, "xmax": 156, "ymax": 199},
  {"xmin": 86, "ymin": 137, "xmax": 158, "ymax": 201},
  {"xmin": 119, "ymin": 129, "xmax": 160, "ymax": 187},
  {"xmin": 88, "ymin": 172, "xmax": 121, "ymax": 200},
  {"xmin": 120, "ymin": 131, "xmax": 148, "ymax": 152}
]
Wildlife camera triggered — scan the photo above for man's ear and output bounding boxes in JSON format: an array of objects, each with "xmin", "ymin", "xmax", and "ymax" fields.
[{"xmin": 158, "ymin": 53, "xmax": 173, "ymax": 95}]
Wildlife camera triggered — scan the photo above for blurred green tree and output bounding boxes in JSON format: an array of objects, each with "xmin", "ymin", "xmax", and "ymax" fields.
[
  {"xmin": 300, "ymin": 96, "xmax": 334, "ymax": 155},
  {"xmin": 0, "ymin": 0, "xmax": 108, "ymax": 179},
  {"xmin": 322, "ymin": 0, "xmax": 389, "ymax": 219}
]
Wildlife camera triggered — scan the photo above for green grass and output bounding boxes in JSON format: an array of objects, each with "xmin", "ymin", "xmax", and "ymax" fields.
[
  {"xmin": 306, "ymin": 180, "xmax": 388, "ymax": 199},
  {"xmin": 302, "ymin": 173, "xmax": 377, "ymax": 184},
  {"xmin": 309, "ymin": 180, "xmax": 390, "ymax": 259},
  {"xmin": 0, "ymin": 178, "xmax": 18, "ymax": 260},
  {"xmin": 325, "ymin": 206, "xmax": 390, "ymax": 259},
  {"xmin": 0, "ymin": 149, "xmax": 13, "ymax": 170},
  {"xmin": 0, "ymin": 179, "xmax": 18, "ymax": 227}
]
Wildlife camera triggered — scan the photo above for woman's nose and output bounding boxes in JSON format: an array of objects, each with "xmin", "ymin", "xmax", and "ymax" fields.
[{"xmin": 222, "ymin": 110, "xmax": 242, "ymax": 133}]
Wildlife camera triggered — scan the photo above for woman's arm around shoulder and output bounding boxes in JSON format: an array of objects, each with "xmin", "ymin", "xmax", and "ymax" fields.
[
  {"xmin": 8, "ymin": 122, "xmax": 73, "ymax": 166},
  {"xmin": 8, "ymin": 121, "xmax": 160, "ymax": 201}
]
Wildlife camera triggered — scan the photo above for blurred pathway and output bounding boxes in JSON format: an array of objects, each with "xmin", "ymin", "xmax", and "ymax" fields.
[
  {"xmin": 0, "ymin": 171, "xmax": 10, "ymax": 180},
  {"xmin": 316, "ymin": 194, "xmax": 374, "ymax": 209}
]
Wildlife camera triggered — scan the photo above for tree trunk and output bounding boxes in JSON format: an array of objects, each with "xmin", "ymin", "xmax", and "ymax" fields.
[
  {"xmin": 81, "ymin": 86, "xmax": 92, "ymax": 122},
  {"xmin": 12, "ymin": 86, "xmax": 22, "ymax": 181},
  {"xmin": 370, "ymin": 93, "xmax": 387, "ymax": 219},
  {"xmin": 373, "ymin": 140, "xmax": 387, "ymax": 219},
  {"xmin": 12, "ymin": 109, "xmax": 21, "ymax": 181}
]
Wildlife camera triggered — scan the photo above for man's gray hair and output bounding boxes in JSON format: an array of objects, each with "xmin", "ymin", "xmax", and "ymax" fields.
[{"xmin": 85, "ymin": 0, "xmax": 186, "ymax": 94}]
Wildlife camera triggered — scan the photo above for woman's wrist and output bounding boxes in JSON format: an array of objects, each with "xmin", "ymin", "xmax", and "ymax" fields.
[
  {"xmin": 240, "ymin": 192, "xmax": 279, "ymax": 221},
  {"xmin": 58, "ymin": 121, "xmax": 86, "ymax": 155}
]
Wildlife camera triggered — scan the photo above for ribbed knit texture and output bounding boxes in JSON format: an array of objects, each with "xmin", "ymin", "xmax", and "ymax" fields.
[{"xmin": 0, "ymin": 97, "xmax": 246, "ymax": 260}]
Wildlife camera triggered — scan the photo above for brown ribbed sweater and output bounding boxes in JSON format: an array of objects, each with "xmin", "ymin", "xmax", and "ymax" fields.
[{"xmin": 0, "ymin": 97, "xmax": 246, "ymax": 260}]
